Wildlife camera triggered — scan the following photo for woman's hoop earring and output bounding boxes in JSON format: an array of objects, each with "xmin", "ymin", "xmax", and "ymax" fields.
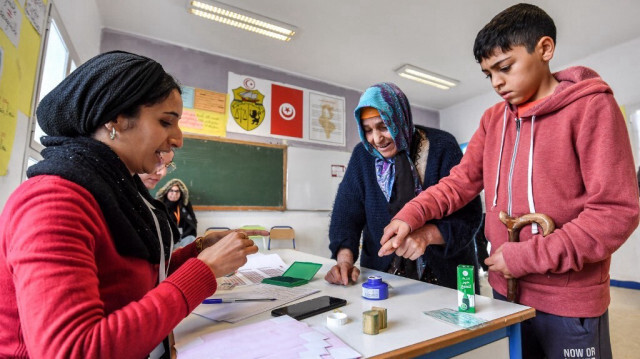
[{"xmin": 109, "ymin": 127, "xmax": 116, "ymax": 140}]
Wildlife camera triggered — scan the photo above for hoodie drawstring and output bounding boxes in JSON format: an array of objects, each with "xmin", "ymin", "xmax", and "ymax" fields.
[
  {"xmin": 493, "ymin": 106, "xmax": 539, "ymax": 235},
  {"xmin": 492, "ymin": 106, "xmax": 508, "ymax": 208},
  {"xmin": 528, "ymin": 115, "xmax": 538, "ymax": 234}
]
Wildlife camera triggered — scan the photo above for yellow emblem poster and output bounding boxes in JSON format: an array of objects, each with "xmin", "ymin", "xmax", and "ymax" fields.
[{"xmin": 230, "ymin": 86, "xmax": 265, "ymax": 131}]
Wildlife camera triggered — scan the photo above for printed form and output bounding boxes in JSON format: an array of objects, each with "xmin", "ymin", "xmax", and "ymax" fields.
[{"xmin": 193, "ymin": 252, "xmax": 319, "ymax": 323}]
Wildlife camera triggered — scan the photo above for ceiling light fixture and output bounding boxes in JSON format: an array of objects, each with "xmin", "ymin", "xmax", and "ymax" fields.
[
  {"xmin": 187, "ymin": 0, "xmax": 298, "ymax": 42},
  {"xmin": 395, "ymin": 64, "xmax": 459, "ymax": 90}
]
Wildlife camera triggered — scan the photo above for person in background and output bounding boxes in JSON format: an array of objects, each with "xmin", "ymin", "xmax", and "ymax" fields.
[
  {"xmin": 0, "ymin": 51, "xmax": 266, "ymax": 358},
  {"xmin": 325, "ymin": 82, "xmax": 482, "ymax": 290},
  {"xmin": 156, "ymin": 178, "xmax": 198, "ymax": 248},
  {"xmin": 140, "ymin": 149, "xmax": 174, "ymax": 190},
  {"xmin": 381, "ymin": 4, "xmax": 639, "ymax": 358}
]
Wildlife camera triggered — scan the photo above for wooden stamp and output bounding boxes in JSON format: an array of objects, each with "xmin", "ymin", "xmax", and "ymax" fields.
[
  {"xmin": 362, "ymin": 310, "xmax": 380, "ymax": 335},
  {"xmin": 371, "ymin": 306, "xmax": 387, "ymax": 329}
]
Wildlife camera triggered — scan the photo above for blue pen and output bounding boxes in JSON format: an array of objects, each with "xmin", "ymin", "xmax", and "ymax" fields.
[{"xmin": 203, "ymin": 298, "xmax": 277, "ymax": 304}]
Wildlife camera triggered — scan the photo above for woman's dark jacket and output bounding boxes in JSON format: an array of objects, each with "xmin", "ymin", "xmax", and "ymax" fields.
[{"xmin": 329, "ymin": 126, "xmax": 482, "ymax": 289}]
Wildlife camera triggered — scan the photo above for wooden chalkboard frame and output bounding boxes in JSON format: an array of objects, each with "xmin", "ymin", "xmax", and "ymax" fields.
[{"xmin": 159, "ymin": 134, "xmax": 287, "ymax": 211}]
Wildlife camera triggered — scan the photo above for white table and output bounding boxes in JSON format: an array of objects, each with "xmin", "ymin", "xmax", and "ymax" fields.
[{"xmin": 174, "ymin": 249, "xmax": 534, "ymax": 358}]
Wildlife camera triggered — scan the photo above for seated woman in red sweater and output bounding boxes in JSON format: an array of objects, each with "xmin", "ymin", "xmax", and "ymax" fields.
[{"xmin": 0, "ymin": 51, "xmax": 265, "ymax": 358}]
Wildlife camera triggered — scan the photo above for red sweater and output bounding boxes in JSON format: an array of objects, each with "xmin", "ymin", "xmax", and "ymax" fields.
[
  {"xmin": 395, "ymin": 66, "xmax": 639, "ymax": 317},
  {"xmin": 0, "ymin": 176, "xmax": 217, "ymax": 358}
]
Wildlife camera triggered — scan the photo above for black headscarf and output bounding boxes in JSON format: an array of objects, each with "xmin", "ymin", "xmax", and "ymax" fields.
[
  {"xmin": 37, "ymin": 51, "xmax": 165, "ymax": 137},
  {"xmin": 28, "ymin": 51, "xmax": 179, "ymax": 263}
]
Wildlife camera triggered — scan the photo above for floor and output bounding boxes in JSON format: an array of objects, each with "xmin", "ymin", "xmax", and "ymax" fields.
[{"xmin": 478, "ymin": 273, "xmax": 640, "ymax": 358}]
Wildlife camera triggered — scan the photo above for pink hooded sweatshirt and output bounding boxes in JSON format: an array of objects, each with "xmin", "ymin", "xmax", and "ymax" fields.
[{"xmin": 395, "ymin": 66, "xmax": 639, "ymax": 317}]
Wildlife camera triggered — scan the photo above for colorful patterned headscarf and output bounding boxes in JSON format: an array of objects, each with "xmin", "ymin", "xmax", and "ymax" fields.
[{"xmin": 354, "ymin": 82, "xmax": 422, "ymax": 201}]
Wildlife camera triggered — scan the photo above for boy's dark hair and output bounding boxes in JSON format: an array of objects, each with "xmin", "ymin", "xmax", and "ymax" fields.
[{"xmin": 473, "ymin": 3, "xmax": 556, "ymax": 63}]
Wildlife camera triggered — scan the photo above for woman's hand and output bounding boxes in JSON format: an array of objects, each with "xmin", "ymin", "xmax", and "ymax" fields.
[
  {"xmin": 202, "ymin": 229, "xmax": 270, "ymax": 248},
  {"xmin": 197, "ymin": 231, "xmax": 258, "ymax": 277},
  {"xmin": 324, "ymin": 248, "xmax": 360, "ymax": 285},
  {"xmin": 393, "ymin": 224, "xmax": 444, "ymax": 260}
]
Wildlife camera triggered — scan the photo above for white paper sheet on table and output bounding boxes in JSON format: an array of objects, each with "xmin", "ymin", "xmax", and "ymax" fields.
[
  {"xmin": 240, "ymin": 252, "xmax": 288, "ymax": 270},
  {"xmin": 175, "ymin": 315, "xmax": 361, "ymax": 359},
  {"xmin": 217, "ymin": 253, "xmax": 288, "ymax": 288},
  {"xmin": 193, "ymin": 284, "xmax": 320, "ymax": 323}
]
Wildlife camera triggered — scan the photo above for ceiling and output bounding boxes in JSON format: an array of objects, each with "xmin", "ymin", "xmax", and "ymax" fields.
[{"xmin": 95, "ymin": 0, "xmax": 640, "ymax": 110}]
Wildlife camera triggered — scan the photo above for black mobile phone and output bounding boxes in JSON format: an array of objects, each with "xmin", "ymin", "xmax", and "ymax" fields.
[{"xmin": 271, "ymin": 296, "xmax": 347, "ymax": 320}]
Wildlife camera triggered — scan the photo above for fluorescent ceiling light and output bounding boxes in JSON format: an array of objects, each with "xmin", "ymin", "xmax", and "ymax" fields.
[
  {"xmin": 187, "ymin": 0, "xmax": 297, "ymax": 42},
  {"xmin": 395, "ymin": 64, "xmax": 459, "ymax": 90}
]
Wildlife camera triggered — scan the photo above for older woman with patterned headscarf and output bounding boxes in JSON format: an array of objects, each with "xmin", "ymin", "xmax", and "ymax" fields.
[
  {"xmin": 0, "ymin": 51, "xmax": 264, "ymax": 358},
  {"xmin": 325, "ymin": 82, "xmax": 482, "ymax": 290}
]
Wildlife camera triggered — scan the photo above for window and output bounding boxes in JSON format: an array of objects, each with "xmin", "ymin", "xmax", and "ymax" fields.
[
  {"xmin": 627, "ymin": 103, "xmax": 640, "ymax": 168},
  {"xmin": 25, "ymin": 4, "xmax": 79, "ymax": 169}
]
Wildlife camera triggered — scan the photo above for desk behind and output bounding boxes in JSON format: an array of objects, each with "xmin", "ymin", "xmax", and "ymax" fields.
[{"xmin": 174, "ymin": 249, "xmax": 534, "ymax": 358}]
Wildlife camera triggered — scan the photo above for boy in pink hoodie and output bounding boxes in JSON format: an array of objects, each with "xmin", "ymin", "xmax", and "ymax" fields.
[{"xmin": 380, "ymin": 3, "xmax": 639, "ymax": 358}]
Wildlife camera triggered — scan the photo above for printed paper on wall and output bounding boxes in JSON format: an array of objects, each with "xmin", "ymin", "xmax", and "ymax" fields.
[{"xmin": 308, "ymin": 91, "xmax": 345, "ymax": 146}]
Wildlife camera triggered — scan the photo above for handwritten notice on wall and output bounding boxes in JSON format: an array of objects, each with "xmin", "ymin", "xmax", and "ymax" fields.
[
  {"xmin": 180, "ymin": 87, "xmax": 228, "ymax": 137},
  {"xmin": 179, "ymin": 107, "xmax": 227, "ymax": 137},
  {"xmin": 0, "ymin": 96, "xmax": 17, "ymax": 174},
  {"xmin": 0, "ymin": 0, "xmax": 22, "ymax": 47},
  {"xmin": 194, "ymin": 88, "xmax": 226, "ymax": 113},
  {"xmin": 24, "ymin": 0, "xmax": 46, "ymax": 35}
]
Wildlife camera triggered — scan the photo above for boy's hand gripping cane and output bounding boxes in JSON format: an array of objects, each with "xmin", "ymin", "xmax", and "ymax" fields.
[{"xmin": 498, "ymin": 211, "xmax": 555, "ymax": 302}]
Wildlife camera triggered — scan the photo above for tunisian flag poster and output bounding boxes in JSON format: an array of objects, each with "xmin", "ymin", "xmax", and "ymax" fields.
[{"xmin": 270, "ymin": 84, "xmax": 303, "ymax": 138}]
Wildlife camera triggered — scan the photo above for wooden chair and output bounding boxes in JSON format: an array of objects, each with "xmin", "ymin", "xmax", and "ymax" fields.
[
  {"xmin": 204, "ymin": 226, "xmax": 230, "ymax": 236},
  {"xmin": 241, "ymin": 225, "xmax": 268, "ymax": 249},
  {"xmin": 268, "ymin": 226, "xmax": 295, "ymax": 250}
]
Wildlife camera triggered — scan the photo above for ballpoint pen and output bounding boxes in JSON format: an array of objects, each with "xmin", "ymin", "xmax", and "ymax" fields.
[{"xmin": 202, "ymin": 298, "xmax": 277, "ymax": 304}]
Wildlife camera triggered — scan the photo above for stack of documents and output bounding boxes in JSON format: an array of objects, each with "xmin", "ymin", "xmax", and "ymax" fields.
[{"xmin": 175, "ymin": 315, "xmax": 361, "ymax": 359}]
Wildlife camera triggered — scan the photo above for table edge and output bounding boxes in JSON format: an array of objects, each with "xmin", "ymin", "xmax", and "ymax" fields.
[{"xmin": 369, "ymin": 307, "xmax": 535, "ymax": 359}]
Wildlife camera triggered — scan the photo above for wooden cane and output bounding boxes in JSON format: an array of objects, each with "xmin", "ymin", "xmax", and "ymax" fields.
[{"xmin": 498, "ymin": 211, "xmax": 555, "ymax": 302}]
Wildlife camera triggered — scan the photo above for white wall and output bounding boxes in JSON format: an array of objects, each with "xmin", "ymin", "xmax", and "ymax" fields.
[
  {"xmin": 439, "ymin": 36, "xmax": 640, "ymax": 283},
  {"xmin": 52, "ymin": 0, "xmax": 102, "ymax": 62},
  {"xmin": 439, "ymin": 91, "xmax": 498, "ymax": 144}
]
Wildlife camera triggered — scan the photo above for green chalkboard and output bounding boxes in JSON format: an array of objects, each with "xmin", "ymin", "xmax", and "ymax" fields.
[{"xmin": 154, "ymin": 135, "xmax": 286, "ymax": 210}]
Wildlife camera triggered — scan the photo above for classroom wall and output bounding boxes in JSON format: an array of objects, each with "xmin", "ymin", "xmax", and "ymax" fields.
[
  {"xmin": 99, "ymin": 29, "xmax": 440, "ymax": 257},
  {"xmin": 53, "ymin": 0, "xmax": 102, "ymax": 61},
  {"xmin": 100, "ymin": 29, "xmax": 439, "ymax": 152},
  {"xmin": 439, "ymin": 36, "xmax": 640, "ymax": 284}
]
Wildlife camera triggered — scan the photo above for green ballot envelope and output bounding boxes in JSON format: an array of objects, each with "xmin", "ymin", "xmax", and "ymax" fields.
[{"xmin": 262, "ymin": 261, "xmax": 322, "ymax": 287}]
